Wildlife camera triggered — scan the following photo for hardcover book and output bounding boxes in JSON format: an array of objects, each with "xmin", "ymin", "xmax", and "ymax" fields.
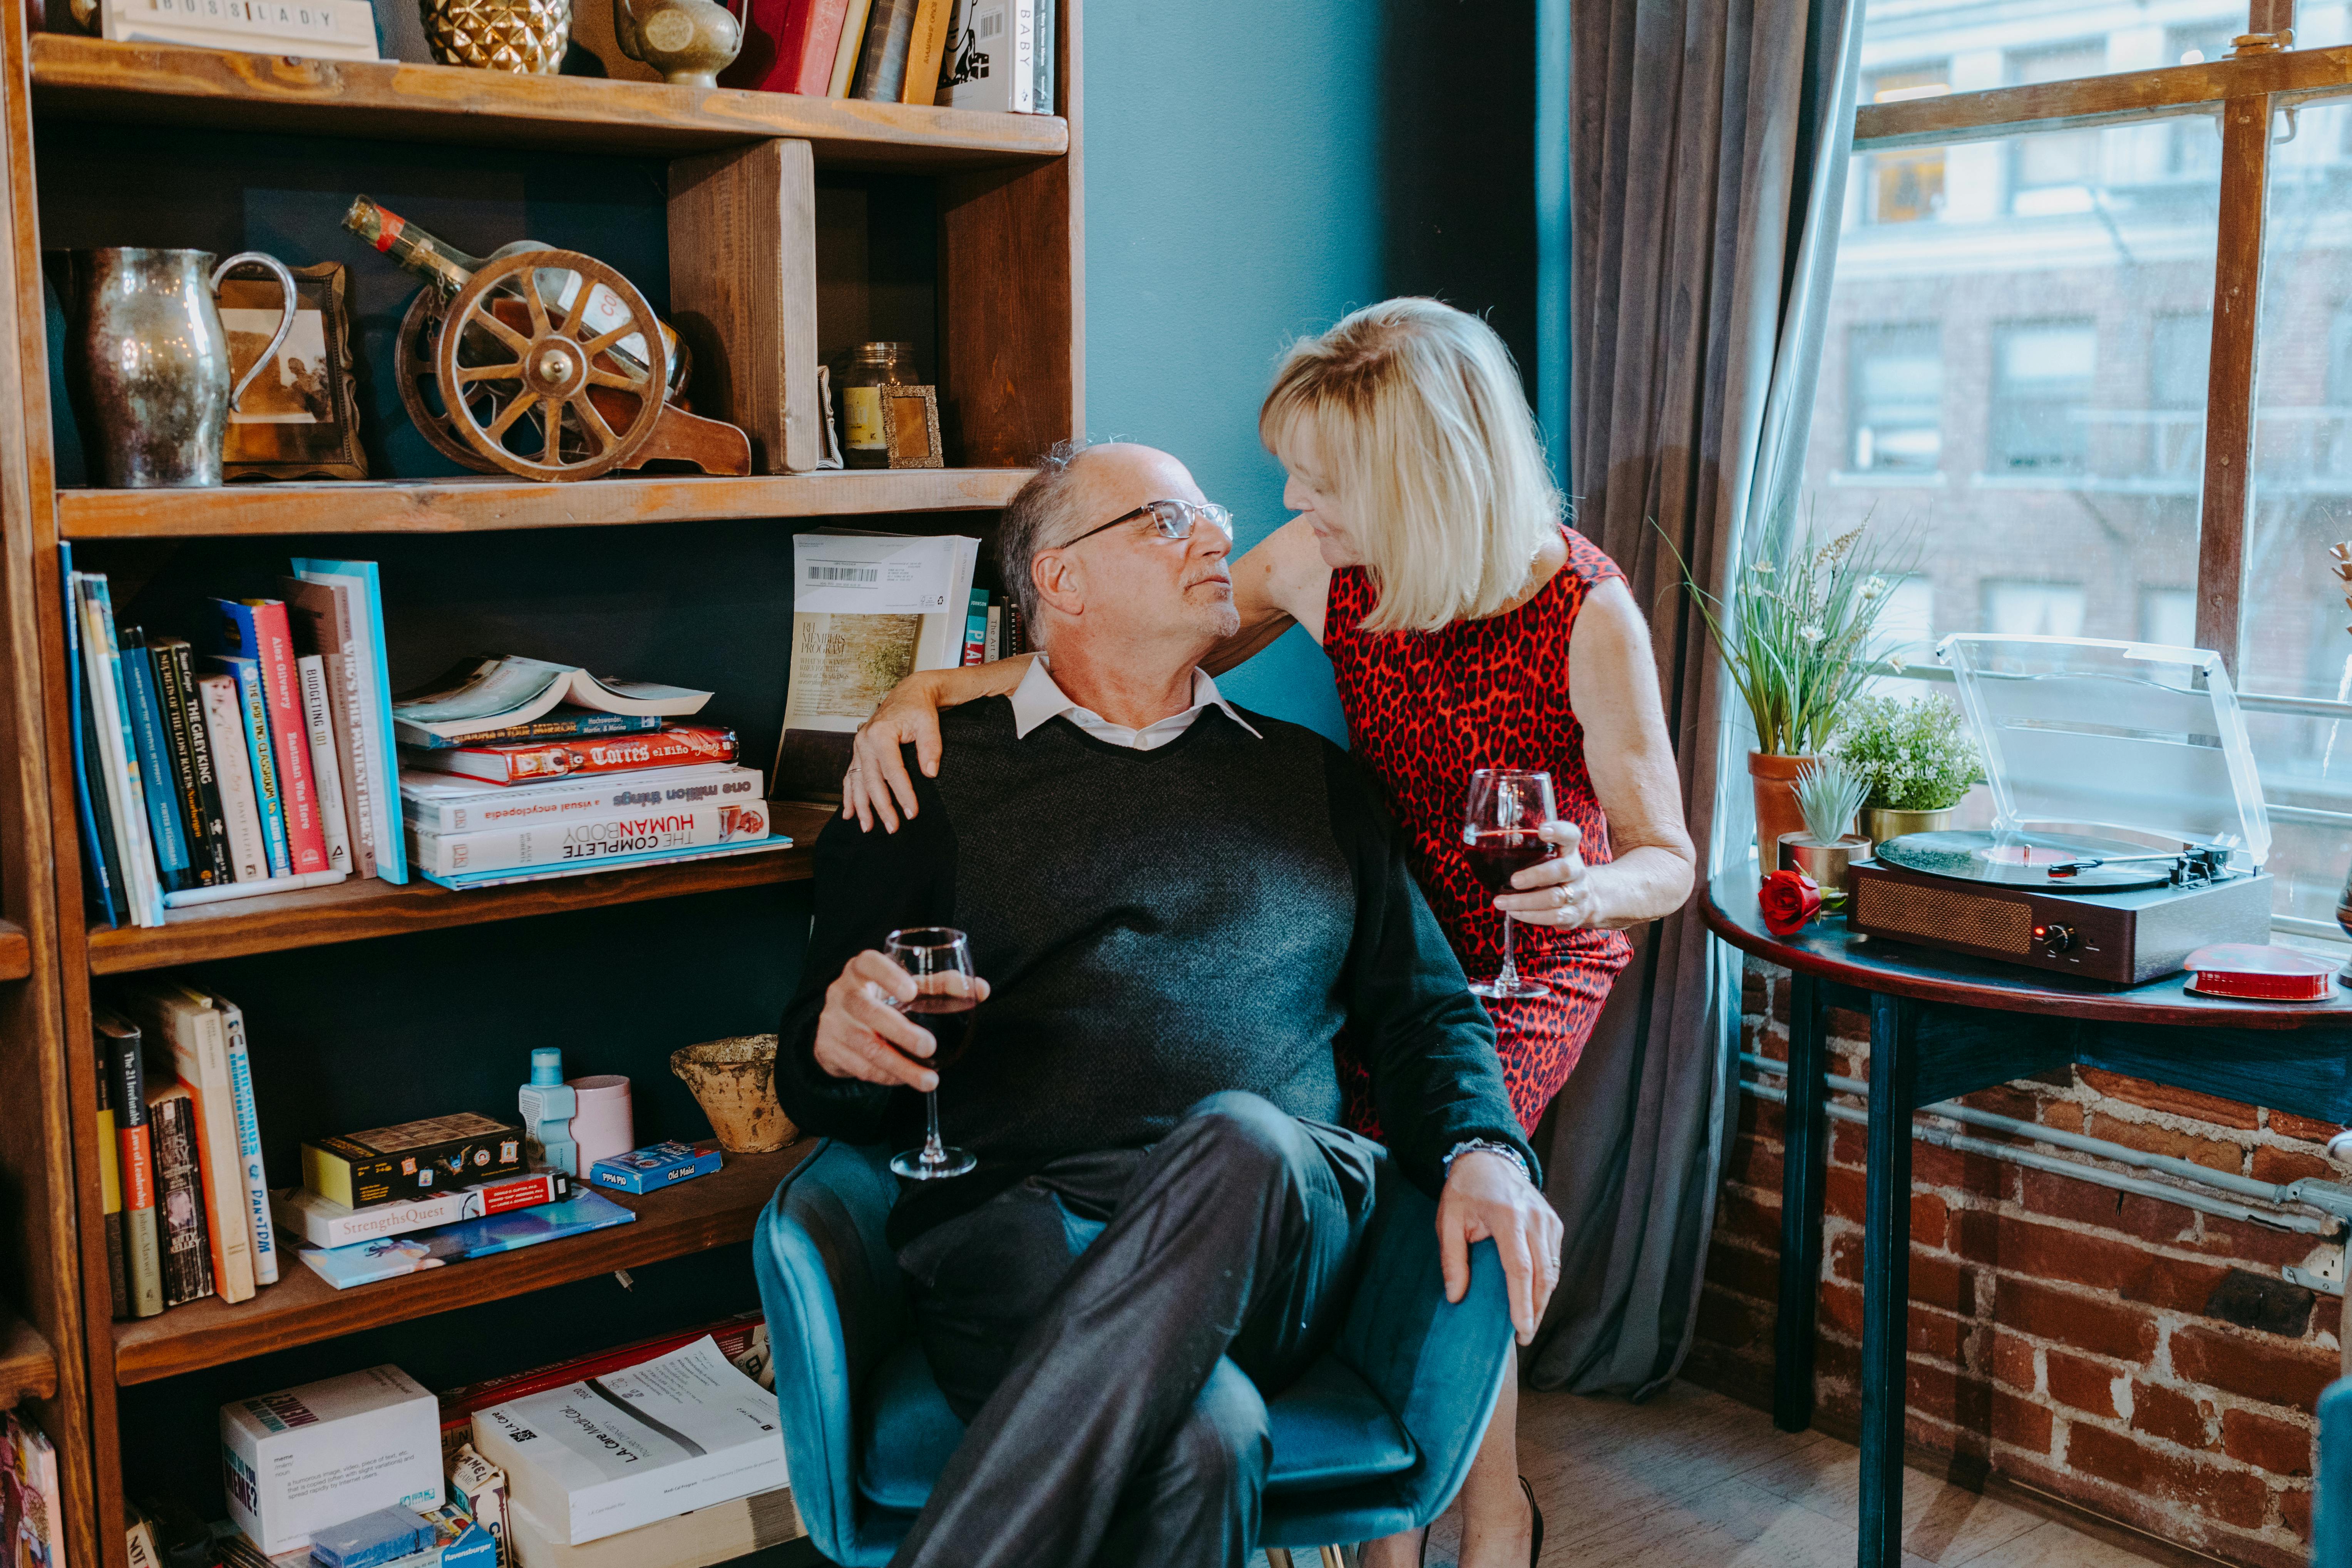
[
  {"xmin": 300, "ymin": 653, "xmax": 355, "ymax": 874},
  {"xmin": 95, "ymin": 1008, "xmax": 164, "ymax": 1318},
  {"xmin": 62, "ymin": 544, "xmax": 122, "ymax": 927},
  {"xmin": 410, "ymin": 834, "xmax": 792, "ymax": 893},
  {"xmin": 77, "ymin": 574, "xmax": 166, "ymax": 925},
  {"xmin": 407, "ymin": 800, "xmax": 770, "ymax": 877},
  {"xmin": 216, "ymin": 597, "xmax": 330, "ymax": 874},
  {"xmin": 128, "ymin": 982, "xmax": 258, "ymax": 1304},
  {"xmin": 290, "ymin": 559, "xmax": 408, "ymax": 884},
  {"xmin": 297, "ymin": 1190, "xmax": 636, "ymax": 1290},
  {"xmin": 197, "ymin": 673, "xmax": 271, "ymax": 884},
  {"xmin": 273, "ymin": 1169, "xmax": 572, "ymax": 1249},
  {"xmin": 718, "ymin": 0, "xmax": 852, "ymax": 95},
  {"xmin": 407, "ymin": 726, "xmax": 742, "ymax": 787},
  {"xmin": 145, "ymin": 1078, "xmax": 216, "ymax": 1309},
  {"xmin": 117, "ymin": 630, "xmax": 197, "ymax": 892},
  {"xmin": 217, "ymin": 991, "xmax": 280, "ymax": 1287},
  {"xmin": 204, "ymin": 654, "xmax": 291, "ymax": 878},
  {"xmin": 154, "ymin": 637, "xmax": 234, "ymax": 888},
  {"xmin": 400, "ymin": 763, "xmax": 761, "ymax": 835},
  {"xmin": 95, "ymin": 1031, "xmax": 128, "ymax": 1319},
  {"xmin": 282, "ymin": 574, "xmax": 379, "ymax": 878},
  {"xmin": 404, "ymin": 709, "xmax": 662, "ymax": 750},
  {"xmin": 850, "ymin": 0, "xmax": 919, "ymax": 99}
]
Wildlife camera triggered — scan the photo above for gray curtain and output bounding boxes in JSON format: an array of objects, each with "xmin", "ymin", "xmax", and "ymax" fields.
[{"xmin": 1528, "ymin": 0, "xmax": 1863, "ymax": 1398}]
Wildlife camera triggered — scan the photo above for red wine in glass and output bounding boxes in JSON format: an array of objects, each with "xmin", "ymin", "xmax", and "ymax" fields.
[
  {"xmin": 900, "ymin": 994, "xmax": 978, "ymax": 1070},
  {"xmin": 1466, "ymin": 829, "xmax": 1557, "ymax": 894},
  {"xmin": 1462, "ymin": 769, "xmax": 1559, "ymax": 1000},
  {"xmin": 884, "ymin": 927, "xmax": 981, "ymax": 1180}
]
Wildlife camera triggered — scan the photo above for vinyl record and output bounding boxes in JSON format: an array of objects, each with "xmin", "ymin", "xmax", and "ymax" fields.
[{"xmin": 1874, "ymin": 830, "xmax": 2176, "ymax": 891}]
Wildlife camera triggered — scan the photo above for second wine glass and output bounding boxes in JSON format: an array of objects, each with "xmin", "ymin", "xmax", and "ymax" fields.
[
  {"xmin": 1462, "ymin": 768, "xmax": 1559, "ymax": 1001},
  {"xmin": 883, "ymin": 926, "xmax": 981, "ymax": 1180}
]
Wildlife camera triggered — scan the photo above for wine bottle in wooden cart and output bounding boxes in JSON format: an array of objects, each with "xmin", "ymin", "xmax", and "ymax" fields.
[{"xmin": 342, "ymin": 197, "xmax": 752, "ymax": 482}]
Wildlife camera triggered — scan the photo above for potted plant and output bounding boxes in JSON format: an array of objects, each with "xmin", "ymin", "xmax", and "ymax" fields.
[
  {"xmin": 1837, "ymin": 693, "xmax": 1982, "ymax": 844},
  {"xmin": 1780, "ymin": 754, "xmax": 1872, "ymax": 896},
  {"xmin": 1673, "ymin": 513, "xmax": 1910, "ymax": 853}
]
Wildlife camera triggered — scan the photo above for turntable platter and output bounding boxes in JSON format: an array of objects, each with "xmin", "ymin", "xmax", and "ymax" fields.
[{"xmin": 1873, "ymin": 830, "xmax": 2178, "ymax": 891}]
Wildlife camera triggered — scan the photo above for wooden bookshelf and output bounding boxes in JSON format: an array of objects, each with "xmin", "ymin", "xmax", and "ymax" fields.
[
  {"xmin": 57, "ymin": 468, "xmax": 1036, "ymax": 540},
  {"xmin": 112, "ymin": 1141, "xmax": 815, "ymax": 1385},
  {"xmin": 0, "ymin": 919, "xmax": 26, "ymax": 982},
  {"xmin": 85, "ymin": 803, "xmax": 831, "ymax": 973},
  {"xmin": 30, "ymin": 35, "xmax": 1069, "ymax": 167},
  {"xmin": 0, "ymin": 1307, "xmax": 57, "ymax": 1410}
]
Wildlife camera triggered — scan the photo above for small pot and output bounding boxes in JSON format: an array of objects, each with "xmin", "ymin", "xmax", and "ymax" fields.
[
  {"xmin": 1862, "ymin": 805, "xmax": 1954, "ymax": 845},
  {"xmin": 1778, "ymin": 832, "xmax": 1872, "ymax": 894},
  {"xmin": 670, "ymin": 1034, "xmax": 797, "ymax": 1154},
  {"xmin": 1749, "ymin": 751, "xmax": 1817, "ymax": 860}
]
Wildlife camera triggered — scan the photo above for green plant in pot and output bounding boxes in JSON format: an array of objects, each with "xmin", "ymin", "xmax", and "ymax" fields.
[
  {"xmin": 1781, "ymin": 754, "xmax": 1872, "ymax": 898},
  {"xmin": 1669, "ymin": 510, "xmax": 1912, "ymax": 855},
  {"xmin": 1838, "ymin": 694, "xmax": 1982, "ymax": 845}
]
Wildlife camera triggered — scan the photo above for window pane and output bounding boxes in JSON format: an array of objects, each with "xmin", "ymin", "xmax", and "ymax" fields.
[
  {"xmin": 1862, "ymin": 2, "xmax": 2252, "ymax": 89},
  {"xmin": 1849, "ymin": 324, "xmax": 1942, "ymax": 471},
  {"xmin": 2241, "ymin": 96, "xmax": 2352, "ymax": 930}
]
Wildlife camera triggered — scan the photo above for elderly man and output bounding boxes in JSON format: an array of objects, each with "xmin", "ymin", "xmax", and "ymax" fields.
[{"xmin": 774, "ymin": 442, "xmax": 1557, "ymax": 1568}]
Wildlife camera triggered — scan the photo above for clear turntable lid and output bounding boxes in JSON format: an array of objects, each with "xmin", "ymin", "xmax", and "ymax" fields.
[{"xmin": 1937, "ymin": 635, "xmax": 2270, "ymax": 869}]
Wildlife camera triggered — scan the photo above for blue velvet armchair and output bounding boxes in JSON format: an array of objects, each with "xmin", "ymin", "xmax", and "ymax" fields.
[
  {"xmin": 752, "ymin": 1138, "xmax": 1516, "ymax": 1565},
  {"xmin": 2317, "ymin": 1376, "xmax": 2352, "ymax": 1566}
]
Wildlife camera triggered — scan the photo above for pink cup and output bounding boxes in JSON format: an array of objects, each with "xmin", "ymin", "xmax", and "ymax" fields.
[{"xmin": 568, "ymin": 1075, "xmax": 634, "ymax": 1171}]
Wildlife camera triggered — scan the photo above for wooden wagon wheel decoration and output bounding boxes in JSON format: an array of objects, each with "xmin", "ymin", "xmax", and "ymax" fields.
[
  {"xmin": 434, "ymin": 249, "xmax": 667, "ymax": 482},
  {"xmin": 395, "ymin": 288, "xmax": 502, "ymax": 475}
]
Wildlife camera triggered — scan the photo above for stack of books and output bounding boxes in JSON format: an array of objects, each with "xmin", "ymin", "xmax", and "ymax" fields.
[
  {"xmin": 65, "ymin": 552, "xmax": 405, "ymax": 929},
  {"xmin": 95, "ymin": 983, "xmax": 279, "ymax": 1318},
  {"xmin": 723, "ymin": 0, "xmax": 1055, "ymax": 116},
  {"xmin": 394, "ymin": 656, "xmax": 785, "ymax": 891}
]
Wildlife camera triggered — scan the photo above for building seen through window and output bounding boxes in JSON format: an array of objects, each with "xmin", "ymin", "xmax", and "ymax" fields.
[{"xmin": 1847, "ymin": 324, "xmax": 1942, "ymax": 471}]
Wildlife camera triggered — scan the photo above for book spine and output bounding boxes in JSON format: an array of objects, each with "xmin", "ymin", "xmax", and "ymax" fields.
[
  {"xmin": 243, "ymin": 600, "xmax": 329, "ymax": 874},
  {"xmin": 157, "ymin": 640, "xmax": 233, "ymax": 887},
  {"xmin": 412, "ymin": 833, "xmax": 787, "ymax": 891},
  {"xmin": 219, "ymin": 1000, "xmax": 278, "ymax": 1286},
  {"xmin": 827, "ymin": 0, "xmax": 872, "ymax": 94},
  {"xmin": 105, "ymin": 1028, "xmax": 164, "ymax": 1318},
  {"xmin": 851, "ymin": 0, "xmax": 918, "ymax": 98},
  {"xmin": 324, "ymin": 651, "xmax": 378, "ymax": 878},
  {"xmin": 198, "ymin": 675, "xmax": 270, "ymax": 883},
  {"xmin": 962, "ymin": 588, "xmax": 988, "ymax": 666},
  {"xmin": 165, "ymin": 994, "xmax": 255, "ymax": 1304},
  {"xmin": 402, "ymin": 712, "xmax": 664, "ymax": 750},
  {"xmin": 417, "ymin": 727, "xmax": 743, "ymax": 785},
  {"xmin": 1006, "ymin": 601, "xmax": 1027, "ymax": 656},
  {"xmin": 407, "ymin": 798, "xmax": 770, "ymax": 875},
  {"xmin": 401, "ymin": 764, "xmax": 760, "ymax": 834},
  {"xmin": 296, "ymin": 562, "xmax": 408, "ymax": 886},
  {"xmin": 1031, "ymin": 0, "xmax": 1050, "ymax": 112},
  {"xmin": 224, "ymin": 659, "xmax": 291, "ymax": 877},
  {"xmin": 95, "ymin": 1051, "xmax": 127, "ymax": 1320},
  {"xmin": 796, "ymin": 0, "xmax": 854, "ymax": 92},
  {"xmin": 147, "ymin": 1087, "xmax": 216, "ymax": 1308},
  {"xmin": 902, "ymin": 0, "xmax": 951, "ymax": 101},
  {"xmin": 85, "ymin": 578, "xmax": 165, "ymax": 925},
  {"xmin": 985, "ymin": 604, "xmax": 1001, "ymax": 662},
  {"xmin": 298, "ymin": 654, "xmax": 354, "ymax": 874},
  {"xmin": 61, "ymin": 550, "xmax": 122, "ymax": 929},
  {"xmin": 1014, "ymin": 0, "xmax": 1035, "ymax": 111},
  {"xmin": 117, "ymin": 636, "xmax": 194, "ymax": 891}
]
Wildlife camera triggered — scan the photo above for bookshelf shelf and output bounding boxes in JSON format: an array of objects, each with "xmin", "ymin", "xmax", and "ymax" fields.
[
  {"xmin": 29, "ymin": 35, "xmax": 1070, "ymax": 168},
  {"xmin": 110, "ymin": 1141, "xmax": 815, "ymax": 1385},
  {"xmin": 57, "ymin": 468, "xmax": 1036, "ymax": 540},
  {"xmin": 84, "ymin": 804, "xmax": 831, "ymax": 974},
  {"xmin": 0, "ymin": 919, "xmax": 26, "ymax": 981},
  {"xmin": 0, "ymin": 1307, "xmax": 58, "ymax": 1410}
]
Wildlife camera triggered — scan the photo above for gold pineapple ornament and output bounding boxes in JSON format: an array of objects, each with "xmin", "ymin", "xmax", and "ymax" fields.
[{"xmin": 422, "ymin": 0, "xmax": 573, "ymax": 73}]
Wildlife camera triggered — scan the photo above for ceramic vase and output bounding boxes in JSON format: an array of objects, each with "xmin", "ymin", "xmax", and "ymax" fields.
[
  {"xmin": 1778, "ymin": 832, "xmax": 1872, "ymax": 894},
  {"xmin": 670, "ymin": 1034, "xmax": 797, "ymax": 1153},
  {"xmin": 1862, "ymin": 805, "xmax": 1954, "ymax": 845},
  {"xmin": 1748, "ymin": 751, "xmax": 1816, "ymax": 861}
]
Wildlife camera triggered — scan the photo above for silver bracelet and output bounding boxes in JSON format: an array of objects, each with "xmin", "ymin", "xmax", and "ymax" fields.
[{"xmin": 1443, "ymin": 1139, "xmax": 1530, "ymax": 1185}]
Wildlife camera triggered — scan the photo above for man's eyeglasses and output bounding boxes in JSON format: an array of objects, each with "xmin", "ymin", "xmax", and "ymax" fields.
[{"xmin": 1059, "ymin": 498, "xmax": 1234, "ymax": 548}]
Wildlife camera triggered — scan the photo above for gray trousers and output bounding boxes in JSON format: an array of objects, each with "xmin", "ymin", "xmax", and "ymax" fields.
[{"xmin": 888, "ymin": 1091, "xmax": 1382, "ymax": 1568}]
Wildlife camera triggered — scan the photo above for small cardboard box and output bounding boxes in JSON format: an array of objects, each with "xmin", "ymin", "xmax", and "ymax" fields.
[
  {"xmin": 219, "ymin": 1365, "xmax": 444, "ymax": 1557},
  {"xmin": 303, "ymin": 1113, "xmax": 527, "ymax": 1208},
  {"xmin": 587, "ymin": 1140, "xmax": 721, "ymax": 1195}
]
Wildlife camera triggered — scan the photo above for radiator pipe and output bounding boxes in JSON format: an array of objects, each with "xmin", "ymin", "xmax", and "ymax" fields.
[{"xmin": 1738, "ymin": 1078, "xmax": 2341, "ymax": 1238}]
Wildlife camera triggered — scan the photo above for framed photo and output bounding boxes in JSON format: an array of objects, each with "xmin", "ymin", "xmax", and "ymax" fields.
[
  {"xmin": 883, "ymin": 384, "xmax": 944, "ymax": 470},
  {"xmin": 223, "ymin": 261, "xmax": 368, "ymax": 482}
]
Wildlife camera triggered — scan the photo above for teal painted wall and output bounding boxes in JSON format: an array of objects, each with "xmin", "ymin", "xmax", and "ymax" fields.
[{"xmin": 1082, "ymin": 0, "xmax": 1540, "ymax": 744}]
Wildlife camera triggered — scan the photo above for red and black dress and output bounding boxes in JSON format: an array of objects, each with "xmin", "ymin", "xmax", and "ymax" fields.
[{"xmin": 1324, "ymin": 527, "xmax": 1635, "ymax": 1135}]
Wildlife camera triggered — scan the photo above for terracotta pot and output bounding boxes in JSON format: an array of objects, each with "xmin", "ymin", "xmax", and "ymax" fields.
[
  {"xmin": 670, "ymin": 1034, "xmax": 797, "ymax": 1154},
  {"xmin": 1748, "ymin": 751, "xmax": 1817, "ymax": 860},
  {"xmin": 1862, "ymin": 805, "xmax": 1954, "ymax": 845},
  {"xmin": 1778, "ymin": 832, "xmax": 1872, "ymax": 894}
]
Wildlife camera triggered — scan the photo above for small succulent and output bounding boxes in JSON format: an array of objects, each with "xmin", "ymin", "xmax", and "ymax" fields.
[{"xmin": 1794, "ymin": 755, "xmax": 1870, "ymax": 845}]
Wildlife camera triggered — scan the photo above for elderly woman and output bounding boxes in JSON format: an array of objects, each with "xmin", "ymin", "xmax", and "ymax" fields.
[{"xmin": 845, "ymin": 298, "xmax": 1696, "ymax": 1568}]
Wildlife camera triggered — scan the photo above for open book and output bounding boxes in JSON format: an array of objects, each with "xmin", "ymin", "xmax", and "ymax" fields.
[{"xmin": 393, "ymin": 657, "xmax": 712, "ymax": 747}]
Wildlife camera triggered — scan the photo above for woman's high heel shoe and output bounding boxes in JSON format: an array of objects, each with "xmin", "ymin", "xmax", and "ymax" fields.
[{"xmin": 1520, "ymin": 1475, "xmax": 1544, "ymax": 1567}]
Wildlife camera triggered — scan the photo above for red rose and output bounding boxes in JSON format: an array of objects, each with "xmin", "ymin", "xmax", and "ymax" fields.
[{"xmin": 1759, "ymin": 869, "xmax": 1822, "ymax": 937}]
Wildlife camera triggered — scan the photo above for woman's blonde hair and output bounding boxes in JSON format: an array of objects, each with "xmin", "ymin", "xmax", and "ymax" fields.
[{"xmin": 1260, "ymin": 298, "xmax": 1562, "ymax": 634}]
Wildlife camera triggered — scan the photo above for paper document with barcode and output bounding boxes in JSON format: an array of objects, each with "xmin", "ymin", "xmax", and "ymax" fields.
[
  {"xmin": 470, "ymin": 1336, "xmax": 789, "ymax": 1546},
  {"xmin": 793, "ymin": 534, "xmax": 965, "ymax": 614}
]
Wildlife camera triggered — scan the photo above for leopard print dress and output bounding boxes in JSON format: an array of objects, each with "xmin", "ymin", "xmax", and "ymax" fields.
[{"xmin": 1325, "ymin": 527, "xmax": 1635, "ymax": 1136}]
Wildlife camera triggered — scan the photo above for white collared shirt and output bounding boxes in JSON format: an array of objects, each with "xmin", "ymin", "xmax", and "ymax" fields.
[{"xmin": 1008, "ymin": 656, "xmax": 1262, "ymax": 750}]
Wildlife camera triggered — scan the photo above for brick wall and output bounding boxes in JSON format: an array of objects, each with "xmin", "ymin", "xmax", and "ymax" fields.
[{"xmin": 1685, "ymin": 959, "xmax": 2348, "ymax": 1568}]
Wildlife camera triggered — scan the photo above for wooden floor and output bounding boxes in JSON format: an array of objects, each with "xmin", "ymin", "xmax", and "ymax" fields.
[{"xmin": 1277, "ymin": 1381, "xmax": 2166, "ymax": 1568}]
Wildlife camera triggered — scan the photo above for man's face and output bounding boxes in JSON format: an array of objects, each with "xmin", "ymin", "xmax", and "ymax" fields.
[{"xmin": 1042, "ymin": 445, "xmax": 1240, "ymax": 648}]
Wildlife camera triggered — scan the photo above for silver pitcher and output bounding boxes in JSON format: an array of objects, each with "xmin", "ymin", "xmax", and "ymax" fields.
[{"xmin": 77, "ymin": 248, "xmax": 298, "ymax": 489}]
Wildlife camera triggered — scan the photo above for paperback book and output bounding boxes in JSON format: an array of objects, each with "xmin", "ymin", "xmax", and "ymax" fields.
[
  {"xmin": 407, "ymin": 726, "xmax": 741, "ymax": 786},
  {"xmin": 291, "ymin": 558, "xmax": 408, "ymax": 884},
  {"xmin": 393, "ymin": 657, "xmax": 711, "ymax": 747},
  {"xmin": 409, "ymin": 834, "xmax": 791, "ymax": 893},
  {"xmin": 296, "ymin": 1190, "xmax": 636, "ymax": 1290},
  {"xmin": 400, "ymin": 764, "xmax": 762, "ymax": 835},
  {"xmin": 407, "ymin": 800, "xmax": 772, "ymax": 877},
  {"xmin": 273, "ymin": 1170, "xmax": 572, "ymax": 1250}
]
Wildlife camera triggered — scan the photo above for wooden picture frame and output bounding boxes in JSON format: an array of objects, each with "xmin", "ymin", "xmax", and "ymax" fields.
[
  {"xmin": 222, "ymin": 261, "xmax": 368, "ymax": 482},
  {"xmin": 882, "ymin": 384, "xmax": 944, "ymax": 469}
]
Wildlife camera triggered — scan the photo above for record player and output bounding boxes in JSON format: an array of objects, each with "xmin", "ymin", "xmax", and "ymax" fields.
[{"xmin": 1845, "ymin": 635, "xmax": 2273, "ymax": 985}]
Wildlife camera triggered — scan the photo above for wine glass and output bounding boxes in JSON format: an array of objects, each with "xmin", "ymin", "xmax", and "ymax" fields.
[
  {"xmin": 1463, "ymin": 769, "xmax": 1559, "ymax": 1000},
  {"xmin": 883, "ymin": 927, "xmax": 981, "ymax": 1180}
]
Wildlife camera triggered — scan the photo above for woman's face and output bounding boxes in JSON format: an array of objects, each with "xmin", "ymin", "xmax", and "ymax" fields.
[{"xmin": 1277, "ymin": 420, "xmax": 1366, "ymax": 569}]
